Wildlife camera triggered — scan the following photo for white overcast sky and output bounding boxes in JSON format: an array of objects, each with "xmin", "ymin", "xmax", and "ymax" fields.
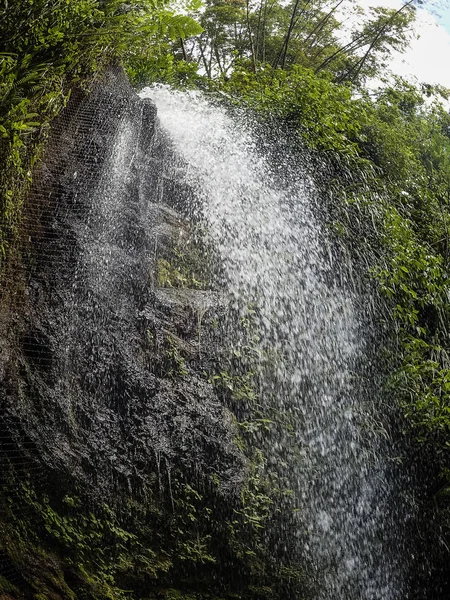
[{"xmin": 353, "ymin": 0, "xmax": 450, "ymax": 87}]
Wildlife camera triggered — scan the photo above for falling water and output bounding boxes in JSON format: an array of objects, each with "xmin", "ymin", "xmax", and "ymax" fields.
[{"xmin": 141, "ymin": 86, "xmax": 410, "ymax": 599}]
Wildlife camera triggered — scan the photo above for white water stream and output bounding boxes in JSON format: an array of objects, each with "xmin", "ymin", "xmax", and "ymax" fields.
[{"xmin": 140, "ymin": 86, "xmax": 409, "ymax": 600}]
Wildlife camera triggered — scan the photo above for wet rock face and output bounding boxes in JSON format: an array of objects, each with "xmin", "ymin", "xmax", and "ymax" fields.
[
  {"xmin": 0, "ymin": 65, "xmax": 244, "ymax": 504},
  {"xmin": 0, "ymin": 67, "xmax": 309, "ymax": 600}
]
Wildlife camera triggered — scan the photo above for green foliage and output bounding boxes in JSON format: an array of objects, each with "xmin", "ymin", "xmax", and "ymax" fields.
[
  {"xmin": 157, "ymin": 240, "xmax": 209, "ymax": 289},
  {"xmin": 4, "ymin": 484, "xmax": 170, "ymax": 599},
  {"xmin": 209, "ymin": 369, "xmax": 258, "ymax": 404},
  {"xmin": 158, "ymin": 256, "xmax": 205, "ymax": 289},
  {"xmin": 0, "ymin": 575, "xmax": 20, "ymax": 597},
  {"xmin": 125, "ymin": 11, "xmax": 203, "ymax": 87},
  {"xmin": 127, "ymin": 54, "xmax": 202, "ymax": 88},
  {"xmin": 235, "ymin": 450, "xmax": 274, "ymax": 531},
  {"xmin": 219, "ymin": 65, "xmax": 365, "ymax": 156},
  {"xmin": 165, "ymin": 333, "xmax": 190, "ymax": 377}
]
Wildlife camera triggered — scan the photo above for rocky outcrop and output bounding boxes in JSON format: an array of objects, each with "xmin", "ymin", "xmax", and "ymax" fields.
[
  {"xmin": 1, "ymin": 64, "xmax": 243, "ymax": 492},
  {"xmin": 0, "ymin": 67, "xmax": 251, "ymax": 598}
]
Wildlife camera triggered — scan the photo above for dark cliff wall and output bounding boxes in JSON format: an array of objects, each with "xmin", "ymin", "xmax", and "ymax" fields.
[
  {"xmin": 0, "ymin": 67, "xmax": 302, "ymax": 600},
  {"xmin": 3, "ymin": 64, "xmax": 242, "ymax": 504}
]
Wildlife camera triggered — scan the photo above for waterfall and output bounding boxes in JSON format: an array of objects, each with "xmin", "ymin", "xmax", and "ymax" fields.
[{"xmin": 141, "ymin": 86, "xmax": 411, "ymax": 600}]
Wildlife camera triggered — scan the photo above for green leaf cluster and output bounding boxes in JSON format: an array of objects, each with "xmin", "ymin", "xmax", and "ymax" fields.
[{"xmin": 219, "ymin": 64, "xmax": 364, "ymax": 155}]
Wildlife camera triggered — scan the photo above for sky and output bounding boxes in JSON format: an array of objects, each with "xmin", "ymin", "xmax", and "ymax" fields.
[
  {"xmin": 432, "ymin": 0, "xmax": 450, "ymax": 31},
  {"xmin": 358, "ymin": 0, "xmax": 450, "ymax": 88}
]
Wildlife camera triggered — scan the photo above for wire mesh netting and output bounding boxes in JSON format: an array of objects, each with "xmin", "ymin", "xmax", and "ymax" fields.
[
  {"xmin": 0, "ymin": 65, "xmax": 151, "ymax": 586},
  {"xmin": 0, "ymin": 64, "xmax": 238, "ymax": 594}
]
